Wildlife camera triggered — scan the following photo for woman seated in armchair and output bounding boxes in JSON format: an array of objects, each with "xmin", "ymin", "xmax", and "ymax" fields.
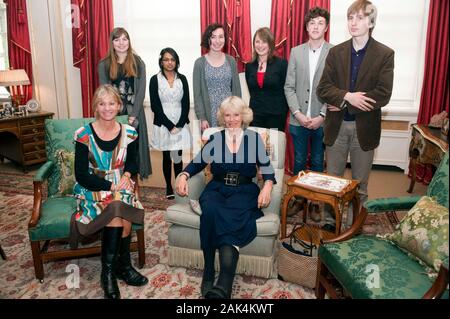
[
  {"xmin": 175, "ymin": 96, "xmax": 276, "ymax": 299},
  {"xmin": 70, "ymin": 84, "xmax": 148, "ymax": 299}
]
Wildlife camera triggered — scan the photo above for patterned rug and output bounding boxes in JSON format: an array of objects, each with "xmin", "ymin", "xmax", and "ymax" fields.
[{"xmin": 0, "ymin": 169, "xmax": 397, "ymax": 299}]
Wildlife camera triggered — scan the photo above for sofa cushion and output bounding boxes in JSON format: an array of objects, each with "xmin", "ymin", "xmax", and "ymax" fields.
[
  {"xmin": 319, "ymin": 235, "xmax": 436, "ymax": 299},
  {"xmin": 166, "ymin": 203, "xmax": 279, "ymax": 236},
  {"xmin": 385, "ymin": 196, "xmax": 449, "ymax": 272}
]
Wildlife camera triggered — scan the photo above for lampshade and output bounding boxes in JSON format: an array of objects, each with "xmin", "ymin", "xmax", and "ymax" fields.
[{"xmin": 0, "ymin": 69, "xmax": 30, "ymax": 86}]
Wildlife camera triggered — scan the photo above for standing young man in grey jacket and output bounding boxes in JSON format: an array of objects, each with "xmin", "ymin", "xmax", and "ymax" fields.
[{"xmin": 285, "ymin": 7, "xmax": 332, "ymax": 175}]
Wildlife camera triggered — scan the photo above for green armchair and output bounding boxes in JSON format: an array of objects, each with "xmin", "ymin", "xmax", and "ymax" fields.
[
  {"xmin": 28, "ymin": 116, "xmax": 145, "ymax": 282},
  {"xmin": 316, "ymin": 152, "xmax": 449, "ymax": 299}
]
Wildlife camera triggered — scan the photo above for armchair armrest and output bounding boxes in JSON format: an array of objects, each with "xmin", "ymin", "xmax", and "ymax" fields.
[
  {"xmin": 29, "ymin": 161, "xmax": 55, "ymax": 229},
  {"xmin": 364, "ymin": 195, "xmax": 422, "ymax": 213},
  {"xmin": 423, "ymin": 265, "xmax": 449, "ymax": 299},
  {"xmin": 323, "ymin": 195, "xmax": 423, "ymax": 245},
  {"xmin": 174, "ymin": 173, "xmax": 206, "ymax": 204},
  {"xmin": 33, "ymin": 161, "xmax": 54, "ymax": 182},
  {"xmin": 262, "ymin": 168, "xmax": 284, "ymax": 216}
]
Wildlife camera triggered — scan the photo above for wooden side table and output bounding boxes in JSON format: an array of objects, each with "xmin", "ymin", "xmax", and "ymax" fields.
[
  {"xmin": 0, "ymin": 111, "xmax": 54, "ymax": 171},
  {"xmin": 407, "ymin": 124, "xmax": 448, "ymax": 193},
  {"xmin": 280, "ymin": 171, "xmax": 360, "ymax": 239}
]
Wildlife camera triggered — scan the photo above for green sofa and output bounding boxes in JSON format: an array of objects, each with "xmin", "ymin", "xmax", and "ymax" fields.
[
  {"xmin": 316, "ymin": 152, "xmax": 449, "ymax": 299},
  {"xmin": 28, "ymin": 116, "xmax": 145, "ymax": 282}
]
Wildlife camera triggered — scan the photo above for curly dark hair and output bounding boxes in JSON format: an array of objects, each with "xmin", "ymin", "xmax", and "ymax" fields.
[
  {"xmin": 200, "ymin": 23, "xmax": 227, "ymax": 50},
  {"xmin": 305, "ymin": 6, "xmax": 330, "ymax": 27}
]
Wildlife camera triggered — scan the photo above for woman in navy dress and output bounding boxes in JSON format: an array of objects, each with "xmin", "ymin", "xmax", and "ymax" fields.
[{"xmin": 175, "ymin": 96, "xmax": 276, "ymax": 299}]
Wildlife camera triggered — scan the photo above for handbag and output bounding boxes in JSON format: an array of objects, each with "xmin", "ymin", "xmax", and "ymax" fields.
[{"xmin": 277, "ymin": 223, "xmax": 319, "ymax": 289}]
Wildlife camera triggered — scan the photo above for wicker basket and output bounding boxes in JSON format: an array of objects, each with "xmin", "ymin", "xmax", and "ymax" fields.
[{"xmin": 278, "ymin": 225, "xmax": 319, "ymax": 289}]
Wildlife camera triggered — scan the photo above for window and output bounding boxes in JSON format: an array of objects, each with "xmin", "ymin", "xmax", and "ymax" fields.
[
  {"xmin": 0, "ymin": 1, "xmax": 10, "ymax": 99},
  {"xmin": 330, "ymin": 0, "xmax": 429, "ymax": 110},
  {"xmin": 0, "ymin": 1, "xmax": 8, "ymax": 70}
]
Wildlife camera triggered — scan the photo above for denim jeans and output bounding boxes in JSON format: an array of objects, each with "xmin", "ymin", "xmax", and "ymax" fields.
[{"xmin": 289, "ymin": 124, "xmax": 324, "ymax": 175}]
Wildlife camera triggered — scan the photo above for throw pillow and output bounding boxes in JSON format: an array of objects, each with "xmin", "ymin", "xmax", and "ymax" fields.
[
  {"xmin": 190, "ymin": 199, "xmax": 202, "ymax": 216},
  {"xmin": 385, "ymin": 196, "xmax": 449, "ymax": 272},
  {"xmin": 56, "ymin": 149, "xmax": 76, "ymax": 196}
]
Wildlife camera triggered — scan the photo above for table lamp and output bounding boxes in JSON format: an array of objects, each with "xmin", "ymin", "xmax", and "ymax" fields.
[{"xmin": 0, "ymin": 69, "xmax": 30, "ymax": 108}]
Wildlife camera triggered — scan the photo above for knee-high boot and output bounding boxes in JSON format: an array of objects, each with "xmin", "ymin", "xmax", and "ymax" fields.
[
  {"xmin": 205, "ymin": 245, "xmax": 239, "ymax": 299},
  {"xmin": 101, "ymin": 227, "xmax": 123, "ymax": 299},
  {"xmin": 201, "ymin": 248, "xmax": 216, "ymax": 297},
  {"xmin": 116, "ymin": 234, "xmax": 148, "ymax": 286}
]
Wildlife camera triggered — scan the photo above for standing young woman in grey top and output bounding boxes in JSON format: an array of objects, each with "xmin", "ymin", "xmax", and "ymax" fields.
[
  {"xmin": 98, "ymin": 27, "xmax": 152, "ymax": 179},
  {"xmin": 193, "ymin": 23, "xmax": 241, "ymax": 132}
]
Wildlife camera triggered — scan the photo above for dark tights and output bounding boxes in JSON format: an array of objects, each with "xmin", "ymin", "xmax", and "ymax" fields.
[
  {"xmin": 162, "ymin": 150, "xmax": 183, "ymax": 194},
  {"xmin": 203, "ymin": 245, "xmax": 239, "ymax": 299}
]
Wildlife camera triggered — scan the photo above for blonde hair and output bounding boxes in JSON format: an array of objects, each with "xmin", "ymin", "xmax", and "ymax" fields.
[
  {"xmin": 92, "ymin": 84, "xmax": 122, "ymax": 119},
  {"xmin": 100, "ymin": 27, "xmax": 137, "ymax": 80},
  {"xmin": 216, "ymin": 96, "xmax": 253, "ymax": 128},
  {"xmin": 347, "ymin": 0, "xmax": 378, "ymax": 35}
]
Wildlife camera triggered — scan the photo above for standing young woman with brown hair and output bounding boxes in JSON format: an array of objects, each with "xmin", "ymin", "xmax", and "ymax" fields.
[{"xmin": 98, "ymin": 27, "xmax": 152, "ymax": 179}]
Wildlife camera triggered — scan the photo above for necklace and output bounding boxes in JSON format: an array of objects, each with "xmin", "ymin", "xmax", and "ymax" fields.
[{"xmin": 258, "ymin": 61, "xmax": 265, "ymax": 71}]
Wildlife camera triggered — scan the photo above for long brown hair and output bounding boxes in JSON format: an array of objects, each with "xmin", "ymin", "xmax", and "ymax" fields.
[
  {"xmin": 101, "ymin": 27, "xmax": 137, "ymax": 80},
  {"xmin": 252, "ymin": 27, "xmax": 276, "ymax": 63}
]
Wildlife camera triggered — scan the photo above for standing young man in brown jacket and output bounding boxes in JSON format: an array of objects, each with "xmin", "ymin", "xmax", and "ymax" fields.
[{"xmin": 317, "ymin": 0, "xmax": 394, "ymax": 210}]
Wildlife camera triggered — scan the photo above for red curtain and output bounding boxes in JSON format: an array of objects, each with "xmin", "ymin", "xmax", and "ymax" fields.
[
  {"xmin": 71, "ymin": 0, "xmax": 114, "ymax": 117},
  {"xmin": 417, "ymin": 0, "xmax": 449, "ymax": 124},
  {"xmin": 270, "ymin": 0, "xmax": 330, "ymax": 175},
  {"xmin": 200, "ymin": 0, "xmax": 252, "ymax": 72},
  {"xmin": 5, "ymin": 0, "xmax": 32, "ymax": 103},
  {"xmin": 412, "ymin": 0, "xmax": 449, "ymax": 185}
]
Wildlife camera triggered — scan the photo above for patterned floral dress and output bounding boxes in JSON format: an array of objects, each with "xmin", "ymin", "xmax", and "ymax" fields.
[
  {"xmin": 205, "ymin": 59, "xmax": 232, "ymax": 127},
  {"xmin": 70, "ymin": 123, "xmax": 144, "ymax": 245}
]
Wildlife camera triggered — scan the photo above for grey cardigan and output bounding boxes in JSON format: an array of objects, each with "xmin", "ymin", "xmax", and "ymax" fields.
[
  {"xmin": 98, "ymin": 54, "xmax": 152, "ymax": 179},
  {"xmin": 193, "ymin": 54, "xmax": 242, "ymax": 124}
]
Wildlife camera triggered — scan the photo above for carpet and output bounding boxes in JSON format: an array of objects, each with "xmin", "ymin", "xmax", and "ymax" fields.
[{"xmin": 0, "ymin": 169, "xmax": 398, "ymax": 299}]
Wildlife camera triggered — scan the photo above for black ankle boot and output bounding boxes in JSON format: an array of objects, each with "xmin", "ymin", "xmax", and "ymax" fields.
[
  {"xmin": 101, "ymin": 227, "xmax": 123, "ymax": 299},
  {"xmin": 205, "ymin": 245, "xmax": 239, "ymax": 299},
  {"xmin": 116, "ymin": 235, "xmax": 148, "ymax": 286}
]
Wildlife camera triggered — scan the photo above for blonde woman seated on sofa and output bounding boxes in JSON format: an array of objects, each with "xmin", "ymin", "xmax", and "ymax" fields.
[{"xmin": 175, "ymin": 96, "xmax": 276, "ymax": 299}]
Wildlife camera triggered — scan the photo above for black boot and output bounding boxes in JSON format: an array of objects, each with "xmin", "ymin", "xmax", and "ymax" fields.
[
  {"xmin": 205, "ymin": 245, "xmax": 239, "ymax": 299},
  {"xmin": 201, "ymin": 248, "xmax": 216, "ymax": 297},
  {"xmin": 101, "ymin": 227, "xmax": 123, "ymax": 299},
  {"xmin": 116, "ymin": 234, "xmax": 148, "ymax": 286}
]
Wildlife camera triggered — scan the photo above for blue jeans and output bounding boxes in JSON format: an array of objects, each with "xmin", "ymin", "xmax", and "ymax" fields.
[{"xmin": 289, "ymin": 125, "xmax": 324, "ymax": 175}]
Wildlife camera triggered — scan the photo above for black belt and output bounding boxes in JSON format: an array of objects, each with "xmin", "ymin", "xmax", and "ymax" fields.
[{"xmin": 213, "ymin": 172, "xmax": 252, "ymax": 186}]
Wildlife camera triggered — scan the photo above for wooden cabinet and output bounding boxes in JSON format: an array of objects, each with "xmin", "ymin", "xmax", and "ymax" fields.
[{"xmin": 0, "ymin": 112, "xmax": 54, "ymax": 171}]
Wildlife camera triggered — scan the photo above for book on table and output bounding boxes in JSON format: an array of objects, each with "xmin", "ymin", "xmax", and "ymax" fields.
[{"xmin": 294, "ymin": 171, "xmax": 351, "ymax": 193}]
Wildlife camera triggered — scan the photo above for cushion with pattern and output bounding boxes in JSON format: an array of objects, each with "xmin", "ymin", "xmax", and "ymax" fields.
[{"xmin": 385, "ymin": 196, "xmax": 449, "ymax": 272}]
